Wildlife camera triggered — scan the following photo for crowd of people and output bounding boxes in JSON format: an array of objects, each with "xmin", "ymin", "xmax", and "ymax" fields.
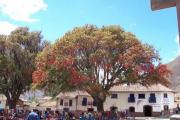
[
  {"xmin": 0, "ymin": 108, "xmax": 128, "ymax": 120},
  {"xmin": 0, "ymin": 107, "xmax": 179, "ymax": 119},
  {"xmin": 25, "ymin": 109, "xmax": 128, "ymax": 120}
]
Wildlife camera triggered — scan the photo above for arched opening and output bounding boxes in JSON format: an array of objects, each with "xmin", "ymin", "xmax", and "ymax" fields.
[
  {"xmin": 110, "ymin": 106, "xmax": 118, "ymax": 118},
  {"xmin": 129, "ymin": 106, "xmax": 135, "ymax": 112},
  {"xmin": 110, "ymin": 106, "xmax": 118, "ymax": 113},
  {"xmin": 143, "ymin": 105, "xmax": 152, "ymax": 117},
  {"xmin": 164, "ymin": 105, "xmax": 169, "ymax": 111}
]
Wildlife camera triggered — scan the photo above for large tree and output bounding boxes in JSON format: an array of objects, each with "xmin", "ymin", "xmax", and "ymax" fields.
[
  {"xmin": 0, "ymin": 27, "xmax": 47, "ymax": 109},
  {"xmin": 33, "ymin": 25, "xmax": 170, "ymax": 111}
]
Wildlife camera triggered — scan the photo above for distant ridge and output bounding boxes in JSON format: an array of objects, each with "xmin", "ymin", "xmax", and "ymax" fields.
[{"xmin": 167, "ymin": 55, "xmax": 180, "ymax": 92}]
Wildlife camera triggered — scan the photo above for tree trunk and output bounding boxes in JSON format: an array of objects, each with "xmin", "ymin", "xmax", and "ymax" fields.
[
  {"xmin": 96, "ymin": 100, "xmax": 104, "ymax": 112},
  {"xmin": 5, "ymin": 92, "xmax": 20, "ymax": 109},
  {"xmin": 90, "ymin": 90, "xmax": 107, "ymax": 112},
  {"xmin": 7, "ymin": 99, "xmax": 17, "ymax": 109},
  {"xmin": 92, "ymin": 95, "xmax": 105, "ymax": 112}
]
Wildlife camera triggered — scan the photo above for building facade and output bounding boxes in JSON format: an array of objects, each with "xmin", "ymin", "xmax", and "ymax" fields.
[
  {"xmin": 104, "ymin": 84, "xmax": 175, "ymax": 116},
  {"xmin": 56, "ymin": 84, "xmax": 175, "ymax": 117},
  {"xmin": 56, "ymin": 91, "xmax": 97, "ymax": 112}
]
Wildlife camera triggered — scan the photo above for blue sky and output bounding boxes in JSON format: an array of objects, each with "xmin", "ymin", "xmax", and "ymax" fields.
[{"xmin": 0, "ymin": 0, "xmax": 179, "ymax": 63}]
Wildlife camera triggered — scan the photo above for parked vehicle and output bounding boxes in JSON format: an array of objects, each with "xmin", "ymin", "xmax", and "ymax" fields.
[{"xmin": 170, "ymin": 114, "xmax": 180, "ymax": 120}]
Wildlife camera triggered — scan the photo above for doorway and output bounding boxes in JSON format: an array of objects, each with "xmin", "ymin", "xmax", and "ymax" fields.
[
  {"xmin": 87, "ymin": 108, "xmax": 94, "ymax": 112},
  {"xmin": 63, "ymin": 108, "xmax": 69, "ymax": 112},
  {"xmin": 143, "ymin": 105, "xmax": 152, "ymax": 117},
  {"xmin": 129, "ymin": 106, "xmax": 135, "ymax": 113},
  {"xmin": 110, "ymin": 106, "xmax": 118, "ymax": 112}
]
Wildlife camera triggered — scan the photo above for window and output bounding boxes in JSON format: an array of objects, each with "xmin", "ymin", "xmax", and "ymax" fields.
[
  {"xmin": 164, "ymin": 93, "xmax": 168, "ymax": 98},
  {"xmin": 69, "ymin": 100, "xmax": 72, "ymax": 106},
  {"xmin": 129, "ymin": 107, "xmax": 135, "ymax": 112},
  {"xmin": 82, "ymin": 97, "xmax": 87, "ymax": 106},
  {"xmin": 128, "ymin": 94, "xmax": 135, "ymax": 103},
  {"xmin": 149, "ymin": 93, "xmax": 156, "ymax": 103},
  {"xmin": 60, "ymin": 99, "xmax": 63, "ymax": 106},
  {"xmin": 111, "ymin": 94, "xmax": 118, "ymax": 99},
  {"xmin": 130, "ymin": 94, "xmax": 134, "ymax": 98},
  {"xmin": 138, "ymin": 94, "xmax": 145, "ymax": 99}
]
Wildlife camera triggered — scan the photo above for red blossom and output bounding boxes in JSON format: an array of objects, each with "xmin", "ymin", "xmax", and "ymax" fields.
[{"xmin": 32, "ymin": 70, "xmax": 47, "ymax": 83}]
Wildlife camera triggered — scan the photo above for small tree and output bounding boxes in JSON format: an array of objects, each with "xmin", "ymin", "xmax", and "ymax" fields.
[
  {"xmin": 0, "ymin": 27, "xmax": 47, "ymax": 109},
  {"xmin": 33, "ymin": 25, "xmax": 170, "ymax": 111}
]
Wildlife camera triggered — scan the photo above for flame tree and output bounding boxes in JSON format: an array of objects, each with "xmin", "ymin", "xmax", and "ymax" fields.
[{"xmin": 33, "ymin": 25, "xmax": 170, "ymax": 111}]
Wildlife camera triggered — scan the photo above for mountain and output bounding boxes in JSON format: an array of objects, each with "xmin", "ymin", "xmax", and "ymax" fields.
[{"xmin": 167, "ymin": 55, "xmax": 180, "ymax": 92}]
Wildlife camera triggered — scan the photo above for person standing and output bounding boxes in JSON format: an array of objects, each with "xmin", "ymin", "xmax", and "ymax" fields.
[
  {"xmin": 26, "ymin": 109, "xmax": 40, "ymax": 120},
  {"xmin": 79, "ymin": 112, "xmax": 85, "ymax": 120}
]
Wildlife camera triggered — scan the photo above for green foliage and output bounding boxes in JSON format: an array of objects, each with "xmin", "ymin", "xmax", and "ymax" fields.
[{"xmin": 0, "ymin": 27, "xmax": 48, "ymax": 108}]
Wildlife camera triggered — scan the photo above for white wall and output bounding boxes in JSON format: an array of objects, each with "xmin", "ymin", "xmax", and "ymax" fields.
[
  {"xmin": 57, "ymin": 96, "xmax": 97, "ymax": 111},
  {"xmin": 57, "ymin": 98, "xmax": 76, "ymax": 111},
  {"xmin": 104, "ymin": 91, "xmax": 175, "ymax": 112},
  {"xmin": 159, "ymin": 92, "xmax": 174, "ymax": 110},
  {"xmin": 76, "ymin": 96, "xmax": 97, "ymax": 111},
  {"xmin": 56, "ymin": 91, "xmax": 174, "ymax": 113}
]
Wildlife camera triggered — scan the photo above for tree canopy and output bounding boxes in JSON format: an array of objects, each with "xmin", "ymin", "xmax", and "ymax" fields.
[
  {"xmin": 33, "ymin": 25, "xmax": 170, "ymax": 111},
  {"xmin": 0, "ymin": 27, "xmax": 48, "ymax": 109}
]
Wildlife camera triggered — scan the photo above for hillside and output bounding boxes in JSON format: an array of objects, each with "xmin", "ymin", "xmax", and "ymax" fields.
[{"xmin": 167, "ymin": 55, "xmax": 180, "ymax": 92}]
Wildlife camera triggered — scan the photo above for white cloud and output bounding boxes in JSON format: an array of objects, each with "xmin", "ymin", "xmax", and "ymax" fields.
[
  {"xmin": 0, "ymin": 0, "xmax": 47, "ymax": 22},
  {"xmin": 0, "ymin": 21, "xmax": 17, "ymax": 35}
]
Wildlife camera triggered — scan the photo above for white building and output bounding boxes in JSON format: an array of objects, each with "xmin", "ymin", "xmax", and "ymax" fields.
[
  {"xmin": 105, "ymin": 84, "xmax": 175, "ymax": 117},
  {"xmin": 56, "ymin": 84, "xmax": 175, "ymax": 117},
  {"xmin": 56, "ymin": 91, "xmax": 97, "ymax": 112}
]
